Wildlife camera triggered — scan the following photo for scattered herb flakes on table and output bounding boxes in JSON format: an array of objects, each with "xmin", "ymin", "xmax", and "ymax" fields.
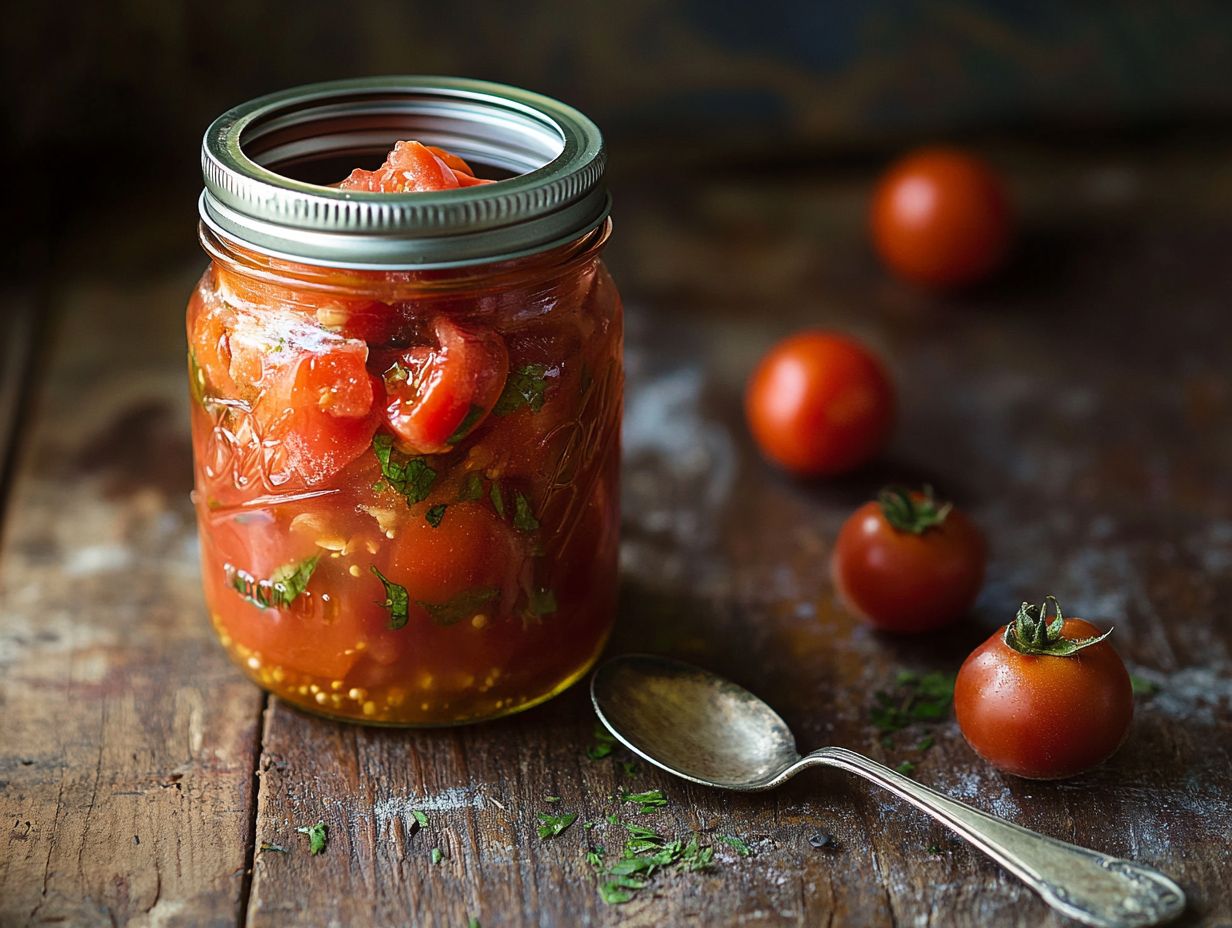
[{"xmin": 870, "ymin": 670, "xmax": 955, "ymax": 771}]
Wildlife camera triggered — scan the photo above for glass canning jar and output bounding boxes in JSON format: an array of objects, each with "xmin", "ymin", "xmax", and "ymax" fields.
[{"xmin": 188, "ymin": 78, "xmax": 622, "ymax": 725}]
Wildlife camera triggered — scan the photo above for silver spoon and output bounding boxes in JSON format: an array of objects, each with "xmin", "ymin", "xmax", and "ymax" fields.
[{"xmin": 591, "ymin": 654, "xmax": 1185, "ymax": 928}]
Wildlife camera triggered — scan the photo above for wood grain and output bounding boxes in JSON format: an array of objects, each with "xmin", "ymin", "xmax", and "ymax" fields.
[
  {"xmin": 2, "ymin": 144, "xmax": 1231, "ymax": 927},
  {"xmin": 0, "ymin": 272, "xmax": 265, "ymax": 927}
]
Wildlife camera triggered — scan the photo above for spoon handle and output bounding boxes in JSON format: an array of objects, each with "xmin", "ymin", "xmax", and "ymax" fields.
[{"xmin": 800, "ymin": 747, "xmax": 1184, "ymax": 928}]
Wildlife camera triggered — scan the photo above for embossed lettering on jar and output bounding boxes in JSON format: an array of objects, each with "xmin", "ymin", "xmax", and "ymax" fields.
[{"xmin": 187, "ymin": 78, "xmax": 623, "ymax": 725}]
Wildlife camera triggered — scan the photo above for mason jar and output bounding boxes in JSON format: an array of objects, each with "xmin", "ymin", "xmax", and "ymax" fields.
[{"xmin": 188, "ymin": 77, "xmax": 622, "ymax": 725}]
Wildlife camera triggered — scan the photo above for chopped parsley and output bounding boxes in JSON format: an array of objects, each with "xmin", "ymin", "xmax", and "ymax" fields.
[
  {"xmin": 871, "ymin": 670, "xmax": 953, "ymax": 772},
  {"xmin": 589, "ymin": 821, "xmax": 729, "ymax": 906},
  {"xmin": 447, "ymin": 404, "xmax": 486, "ymax": 445},
  {"xmin": 461, "ymin": 471, "xmax": 486, "ymax": 501},
  {"xmin": 227, "ymin": 556, "xmax": 319, "ymax": 610},
  {"xmin": 545, "ymin": 795, "xmax": 561, "ymax": 803},
  {"xmin": 411, "ymin": 810, "xmax": 429, "ymax": 828},
  {"xmin": 425, "ymin": 503, "xmax": 447, "ymax": 528},
  {"xmin": 372, "ymin": 434, "xmax": 437, "ymax": 505},
  {"xmin": 1130, "ymin": 673, "xmax": 1160, "ymax": 696},
  {"xmin": 620, "ymin": 789, "xmax": 667, "ymax": 814},
  {"xmin": 587, "ymin": 723, "xmax": 617, "ymax": 760},
  {"xmin": 525, "ymin": 587, "xmax": 557, "ymax": 618},
  {"xmin": 418, "ymin": 587, "xmax": 498, "ymax": 627},
  {"xmin": 512, "ymin": 491, "xmax": 539, "ymax": 532},
  {"xmin": 494, "ymin": 364, "xmax": 549, "ymax": 414},
  {"xmin": 430, "ymin": 847, "xmax": 444, "ymax": 865},
  {"xmin": 871, "ymin": 671, "xmax": 955, "ymax": 733},
  {"xmin": 296, "ymin": 821, "xmax": 328, "ymax": 855},
  {"xmin": 188, "ymin": 350, "xmax": 209, "ymax": 408},
  {"xmin": 620, "ymin": 761, "xmax": 639, "ymax": 776},
  {"xmin": 537, "ymin": 812, "xmax": 578, "ymax": 839},
  {"xmin": 489, "ymin": 482, "xmax": 506, "ymax": 518},
  {"xmin": 371, "ymin": 566, "xmax": 410, "ymax": 630},
  {"xmin": 716, "ymin": 834, "xmax": 752, "ymax": 857}
]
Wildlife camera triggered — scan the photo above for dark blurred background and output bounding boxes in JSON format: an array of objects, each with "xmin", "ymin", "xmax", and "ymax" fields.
[{"xmin": 5, "ymin": 0, "xmax": 1232, "ymax": 268}]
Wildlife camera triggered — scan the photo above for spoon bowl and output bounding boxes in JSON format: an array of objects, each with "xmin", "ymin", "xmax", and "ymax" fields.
[
  {"xmin": 592, "ymin": 653, "xmax": 798, "ymax": 789},
  {"xmin": 591, "ymin": 654, "xmax": 1186, "ymax": 928}
]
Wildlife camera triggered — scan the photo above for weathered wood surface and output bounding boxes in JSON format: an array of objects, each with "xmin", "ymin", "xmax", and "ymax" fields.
[
  {"xmin": 2, "ymin": 146, "xmax": 1231, "ymax": 927},
  {"xmin": 0, "ymin": 273, "xmax": 266, "ymax": 926}
]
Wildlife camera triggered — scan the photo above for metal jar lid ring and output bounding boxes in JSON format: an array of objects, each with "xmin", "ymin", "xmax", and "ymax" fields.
[{"xmin": 199, "ymin": 76, "xmax": 610, "ymax": 270}]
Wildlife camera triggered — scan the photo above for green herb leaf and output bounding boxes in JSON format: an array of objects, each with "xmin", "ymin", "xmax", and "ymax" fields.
[
  {"xmin": 598, "ymin": 881, "xmax": 636, "ymax": 904},
  {"xmin": 418, "ymin": 587, "xmax": 498, "ymax": 627},
  {"xmin": 620, "ymin": 761, "xmax": 639, "ymax": 776},
  {"xmin": 489, "ymin": 482, "xmax": 506, "ymax": 518},
  {"xmin": 296, "ymin": 821, "xmax": 327, "ymax": 855},
  {"xmin": 512, "ymin": 491, "xmax": 539, "ymax": 532},
  {"xmin": 425, "ymin": 503, "xmax": 447, "ymax": 528},
  {"xmin": 526, "ymin": 587, "xmax": 557, "ymax": 618},
  {"xmin": 717, "ymin": 834, "xmax": 752, "ymax": 857},
  {"xmin": 188, "ymin": 350, "xmax": 210, "ymax": 408},
  {"xmin": 896, "ymin": 760, "xmax": 917, "ymax": 776},
  {"xmin": 460, "ymin": 471, "xmax": 486, "ymax": 501},
  {"xmin": 447, "ymin": 404, "xmax": 486, "ymax": 445},
  {"xmin": 620, "ymin": 789, "xmax": 667, "ymax": 814},
  {"xmin": 372, "ymin": 434, "xmax": 437, "ymax": 505},
  {"xmin": 411, "ymin": 810, "xmax": 429, "ymax": 828},
  {"xmin": 870, "ymin": 671, "xmax": 955, "ymax": 733},
  {"xmin": 1130, "ymin": 673, "xmax": 1160, "ymax": 697},
  {"xmin": 227, "ymin": 556, "xmax": 319, "ymax": 610},
  {"xmin": 371, "ymin": 566, "xmax": 410, "ymax": 630},
  {"xmin": 430, "ymin": 847, "xmax": 444, "ymax": 864},
  {"xmin": 537, "ymin": 812, "xmax": 578, "ymax": 839},
  {"xmin": 587, "ymin": 723, "xmax": 617, "ymax": 760},
  {"xmin": 494, "ymin": 364, "xmax": 549, "ymax": 415}
]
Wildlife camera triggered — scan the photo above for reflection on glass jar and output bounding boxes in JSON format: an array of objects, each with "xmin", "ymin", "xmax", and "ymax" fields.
[{"xmin": 188, "ymin": 78, "xmax": 622, "ymax": 725}]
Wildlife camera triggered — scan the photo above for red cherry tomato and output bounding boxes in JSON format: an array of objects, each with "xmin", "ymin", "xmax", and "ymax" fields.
[
  {"xmin": 745, "ymin": 331, "xmax": 894, "ymax": 476},
  {"xmin": 954, "ymin": 598, "xmax": 1133, "ymax": 779},
  {"xmin": 871, "ymin": 147, "xmax": 1012, "ymax": 288},
  {"xmin": 380, "ymin": 316, "xmax": 509, "ymax": 454},
  {"xmin": 833, "ymin": 487, "xmax": 985, "ymax": 633}
]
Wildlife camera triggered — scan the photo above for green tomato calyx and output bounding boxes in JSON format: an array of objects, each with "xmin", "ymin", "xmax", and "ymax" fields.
[
  {"xmin": 878, "ymin": 485, "xmax": 952, "ymax": 535},
  {"xmin": 1003, "ymin": 595, "xmax": 1112, "ymax": 657}
]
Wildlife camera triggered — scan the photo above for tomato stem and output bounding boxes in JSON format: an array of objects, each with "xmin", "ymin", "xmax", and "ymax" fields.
[
  {"xmin": 1003, "ymin": 596, "xmax": 1113, "ymax": 657},
  {"xmin": 877, "ymin": 485, "xmax": 952, "ymax": 535}
]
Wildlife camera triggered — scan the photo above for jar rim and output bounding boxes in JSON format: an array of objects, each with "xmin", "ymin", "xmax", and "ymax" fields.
[{"xmin": 199, "ymin": 76, "xmax": 610, "ymax": 270}]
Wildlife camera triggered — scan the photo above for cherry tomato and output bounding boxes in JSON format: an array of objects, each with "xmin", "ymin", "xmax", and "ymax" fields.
[
  {"xmin": 954, "ymin": 598, "xmax": 1133, "ymax": 779},
  {"xmin": 833, "ymin": 487, "xmax": 985, "ymax": 633},
  {"xmin": 745, "ymin": 331, "xmax": 894, "ymax": 476},
  {"xmin": 380, "ymin": 316, "xmax": 509, "ymax": 454},
  {"xmin": 871, "ymin": 147, "xmax": 1012, "ymax": 288}
]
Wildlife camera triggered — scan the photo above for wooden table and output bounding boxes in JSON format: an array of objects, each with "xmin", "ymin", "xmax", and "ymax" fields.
[{"xmin": 2, "ymin": 144, "xmax": 1230, "ymax": 927}]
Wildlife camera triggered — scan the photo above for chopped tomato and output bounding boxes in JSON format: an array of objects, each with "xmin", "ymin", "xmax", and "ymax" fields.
[
  {"xmin": 380, "ymin": 316, "xmax": 509, "ymax": 454},
  {"xmin": 339, "ymin": 140, "xmax": 493, "ymax": 193}
]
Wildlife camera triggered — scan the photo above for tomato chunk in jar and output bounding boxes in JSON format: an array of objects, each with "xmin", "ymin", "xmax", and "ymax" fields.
[{"xmin": 189, "ymin": 128, "xmax": 622, "ymax": 725}]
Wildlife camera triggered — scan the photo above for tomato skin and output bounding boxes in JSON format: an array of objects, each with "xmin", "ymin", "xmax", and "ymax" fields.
[
  {"xmin": 954, "ymin": 618, "xmax": 1133, "ymax": 779},
  {"xmin": 381, "ymin": 316, "xmax": 509, "ymax": 454},
  {"xmin": 745, "ymin": 331, "xmax": 894, "ymax": 476},
  {"xmin": 871, "ymin": 148, "xmax": 1012, "ymax": 288},
  {"xmin": 832, "ymin": 500, "xmax": 985, "ymax": 633}
]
